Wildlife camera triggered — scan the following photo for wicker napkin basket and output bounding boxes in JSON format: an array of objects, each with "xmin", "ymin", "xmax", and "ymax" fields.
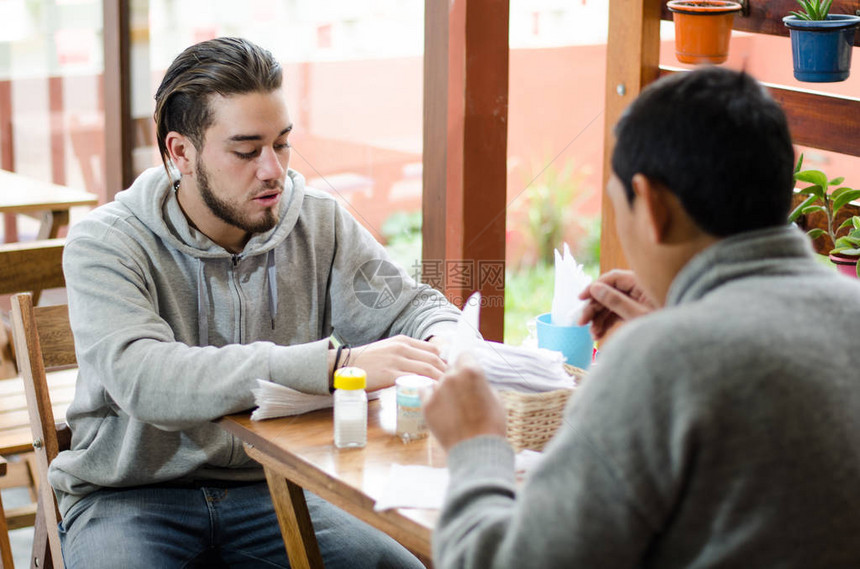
[{"xmin": 499, "ymin": 364, "xmax": 586, "ymax": 452}]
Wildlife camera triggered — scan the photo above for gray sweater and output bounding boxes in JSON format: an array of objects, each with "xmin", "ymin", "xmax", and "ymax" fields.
[
  {"xmin": 51, "ymin": 166, "xmax": 459, "ymax": 517},
  {"xmin": 435, "ymin": 226, "xmax": 860, "ymax": 568}
]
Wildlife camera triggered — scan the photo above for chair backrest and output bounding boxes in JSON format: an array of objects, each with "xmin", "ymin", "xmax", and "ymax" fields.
[
  {"xmin": 0, "ymin": 238, "xmax": 65, "ymax": 377},
  {"xmin": 10, "ymin": 293, "xmax": 74, "ymax": 569},
  {"xmin": 0, "ymin": 239, "xmax": 66, "ymax": 296}
]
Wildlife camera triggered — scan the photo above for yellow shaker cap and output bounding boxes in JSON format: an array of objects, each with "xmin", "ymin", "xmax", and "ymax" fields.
[{"xmin": 333, "ymin": 367, "xmax": 367, "ymax": 390}]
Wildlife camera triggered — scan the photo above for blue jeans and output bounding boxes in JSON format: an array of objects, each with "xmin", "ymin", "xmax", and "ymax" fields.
[{"xmin": 58, "ymin": 482, "xmax": 425, "ymax": 569}]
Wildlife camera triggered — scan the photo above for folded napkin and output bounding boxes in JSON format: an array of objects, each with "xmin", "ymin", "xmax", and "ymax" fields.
[
  {"xmin": 445, "ymin": 291, "xmax": 483, "ymax": 365},
  {"xmin": 251, "ymin": 380, "xmax": 381, "ymax": 421},
  {"xmin": 551, "ymin": 243, "xmax": 592, "ymax": 326}
]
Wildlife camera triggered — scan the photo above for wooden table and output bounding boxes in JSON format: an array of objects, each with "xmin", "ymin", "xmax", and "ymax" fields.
[
  {"xmin": 0, "ymin": 169, "xmax": 98, "ymax": 241},
  {"xmin": 218, "ymin": 388, "xmax": 445, "ymax": 569}
]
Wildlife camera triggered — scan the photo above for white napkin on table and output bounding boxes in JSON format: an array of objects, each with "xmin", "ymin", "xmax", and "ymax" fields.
[
  {"xmin": 550, "ymin": 243, "xmax": 592, "ymax": 326},
  {"xmin": 373, "ymin": 451, "xmax": 547, "ymax": 511},
  {"xmin": 250, "ymin": 380, "xmax": 381, "ymax": 421}
]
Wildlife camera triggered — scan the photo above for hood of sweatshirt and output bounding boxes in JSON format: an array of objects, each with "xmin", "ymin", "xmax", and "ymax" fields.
[
  {"xmin": 115, "ymin": 165, "xmax": 308, "ymax": 344},
  {"xmin": 116, "ymin": 165, "xmax": 306, "ymax": 259}
]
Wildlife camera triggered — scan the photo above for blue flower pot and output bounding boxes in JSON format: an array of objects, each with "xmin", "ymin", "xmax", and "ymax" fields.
[{"xmin": 783, "ymin": 14, "xmax": 860, "ymax": 83}]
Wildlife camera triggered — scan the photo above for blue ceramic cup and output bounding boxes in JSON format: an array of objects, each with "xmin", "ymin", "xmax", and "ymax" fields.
[{"xmin": 535, "ymin": 312, "xmax": 593, "ymax": 370}]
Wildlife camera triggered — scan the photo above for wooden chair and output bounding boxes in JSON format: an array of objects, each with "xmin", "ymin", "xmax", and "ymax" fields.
[
  {"xmin": 9, "ymin": 293, "xmax": 73, "ymax": 569},
  {"xmin": 0, "ymin": 239, "xmax": 67, "ymax": 567},
  {"xmin": 0, "ymin": 456, "xmax": 14, "ymax": 569},
  {"xmin": 0, "ymin": 238, "xmax": 66, "ymax": 376}
]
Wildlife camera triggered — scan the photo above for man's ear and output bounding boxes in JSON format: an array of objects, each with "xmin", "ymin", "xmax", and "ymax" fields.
[
  {"xmin": 165, "ymin": 132, "xmax": 196, "ymax": 176},
  {"xmin": 631, "ymin": 173, "xmax": 673, "ymax": 245}
]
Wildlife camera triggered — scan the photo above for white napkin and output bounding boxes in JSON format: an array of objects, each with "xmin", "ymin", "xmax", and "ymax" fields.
[
  {"xmin": 251, "ymin": 380, "xmax": 381, "ymax": 421},
  {"xmin": 373, "ymin": 451, "xmax": 547, "ymax": 511},
  {"xmin": 373, "ymin": 464, "xmax": 450, "ymax": 511},
  {"xmin": 474, "ymin": 341, "xmax": 574, "ymax": 393},
  {"xmin": 550, "ymin": 243, "xmax": 592, "ymax": 326},
  {"xmin": 443, "ymin": 291, "xmax": 573, "ymax": 393},
  {"xmin": 444, "ymin": 291, "xmax": 483, "ymax": 364}
]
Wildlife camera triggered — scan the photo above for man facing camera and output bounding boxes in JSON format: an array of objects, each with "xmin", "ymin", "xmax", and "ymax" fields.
[
  {"xmin": 425, "ymin": 67, "xmax": 860, "ymax": 568},
  {"xmin": 55, "ymin": 37, "xmax": 457, "ymax": 568}
]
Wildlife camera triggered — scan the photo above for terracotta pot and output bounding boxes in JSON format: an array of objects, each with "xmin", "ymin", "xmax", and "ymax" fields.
[
  {"xmin": 829, "ymin": 253, "xmax": 859, "ymax": 279},
  {"xmin": 667, "ymin": 0, "xmax": 743, "ymax": 64}
]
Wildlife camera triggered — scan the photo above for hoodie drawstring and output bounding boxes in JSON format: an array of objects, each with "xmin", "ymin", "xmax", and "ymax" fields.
[
  {"xmin": 197, "ymin": 260, "xmax": 209, "ymax": 346},
  {"xmin": 267, "ymin": 249, "xmax": 278, "ymax": 330}
]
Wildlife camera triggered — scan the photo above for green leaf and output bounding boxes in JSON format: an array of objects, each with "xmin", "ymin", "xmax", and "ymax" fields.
[
  {"xmin": 796, "ymin": 184, "xmax": 825, "ymax": 199},
  {"xmin": 801, "ymin": 205, "xmax": 826, "ymax": 215},
  {"xmin": 831, "ymin": 186, "xmax": 852, "ymax": 199},
  {"xmin": 829, "ymin": 177, "xmax": 845, "ymax": 186},
  {"xmin": 831, "ymin": 189, "xmax": 860, "ymax": 215},
  {"xmin": 807, "ymin": 228, "xmax": 825, "ymax": 239},
  {"xmin": 834, "ymin": 236, "xmax": 860, "ymax": 249},
  {"xmin": 795, "ymin": 170, "xmax": 829, "ymax": 187},
  {"xmin": 837, "ymin": 217, "xmax": 856, "ymax": 231},
  {"xmin": 794, "ymin": 154, "xmax": 804, "ymax": 173},
  {"xmin": 789, "ymin": 194, "xmax": 819, "ymax": 222}
]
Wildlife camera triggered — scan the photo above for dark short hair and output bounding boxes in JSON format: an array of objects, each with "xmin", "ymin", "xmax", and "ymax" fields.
[
  {"xmin": 611, "ymin": 68, "xmax": 794, "ymax": 237},
  {"xmin": 154, "ymin": 37, "xmax": 283, "ymax": 173}
]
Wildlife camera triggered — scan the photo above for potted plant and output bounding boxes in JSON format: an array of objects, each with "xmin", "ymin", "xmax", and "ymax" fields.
[
  {"xmin": 783, "ymin": 0, "xmax": 860, "ymax": 82},
  {"xmin": 830, "ymin": 216, "xmax": 860, "ymax": 278},
  {"xmin": 789, "ymin": 155, "xmax": 860, "ymax": 278},
  {"xmin": 667, "ymin": 0, "xmax": 743, "ymax": 64}
]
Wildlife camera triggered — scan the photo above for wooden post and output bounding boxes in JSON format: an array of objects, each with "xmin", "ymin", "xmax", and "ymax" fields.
[
  {"xmin": 423, "ymin": 0, "xmax": 509, "ymax": 341},
  {"xmin": 104, "ymin": 0, "xmax": 134, "ymax": 199},
  {"xmin": 48, "ymin": 77, "xmax": 66, "ymax": 186},
  {"xmin": 0, "ymin": 79, "xmax": 16, "ymax": 243},
  {"xmin": 599, "ymin": 0, "xmax": 662, "ymax": 273}
]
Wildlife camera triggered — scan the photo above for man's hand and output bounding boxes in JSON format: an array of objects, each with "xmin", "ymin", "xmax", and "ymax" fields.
[
  {"xmin": 348, "ymin": 335, "xmax": 447, "ymax": 391},
  {"xmin": 577, "ymin": 269, "xmax": 657, "ymax": 343},
  {"xmin": 423, "ymin": 355, "xmax": 507, "ymax": 451}
]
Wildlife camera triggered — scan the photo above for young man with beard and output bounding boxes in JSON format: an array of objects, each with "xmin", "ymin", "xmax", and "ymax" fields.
[
  {"xmin": 424, "ymin": 67, "xmax": 860, "ymax": 568},
  {"xmin": 53, "ymin": 37, "xmax": 456, "ymax": 568}
]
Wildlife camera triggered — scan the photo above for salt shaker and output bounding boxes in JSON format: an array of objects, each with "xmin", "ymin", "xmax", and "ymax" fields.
[{"xmin": 333, "ymin": 367, "xmax": 367, "ymax": 448}]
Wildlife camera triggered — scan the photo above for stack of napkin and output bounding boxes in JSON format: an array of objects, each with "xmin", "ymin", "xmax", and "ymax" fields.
[
  {"xmin": 446, "ymin": 292, "xmax": 574, "ymax": 393},
  {"xmin": 251, "ymin": 380, "xmax": 382, "ymax": 421}
]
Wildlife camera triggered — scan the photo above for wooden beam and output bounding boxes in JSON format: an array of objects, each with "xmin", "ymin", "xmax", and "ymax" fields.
[
  {"xmin": 48, "ymin": 76, "xmax": 66, "ymax": 185},
  {"xmin": 661, "ymin": 0, "xmax": 860, "ymax": 45},
  {"xmin": 422, "ymin": 0, "xmax": 509, "ymax": 341},
  {"xmin": 768, "ymin": 86, "xmax": 860, "ymax": 157},
  {"xmin": 600, "ymin": 0, "xmax": 663, "ymax": 273},
  {"xmin": 659, "ymin": 67, "xmax": 860, "ymax": 158},
  {"xmin": 103, "ymin": 0, "xmax": 134, "ymax": 199},
  {"xmin": 0, "ymin": 79, "xmax": 17, "ymax": 242}
]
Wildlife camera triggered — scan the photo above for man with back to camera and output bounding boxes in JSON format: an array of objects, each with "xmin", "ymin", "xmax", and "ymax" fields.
[
  {"xmin": 53, "ymin": 37, "xmax": 458, "ymax": 568},
  {"xmin": 423, "ymin": 67, "xmax": 860, "ymax": 568}
]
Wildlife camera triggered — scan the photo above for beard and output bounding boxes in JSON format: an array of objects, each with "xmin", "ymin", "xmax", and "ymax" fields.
[{"xmin": 196, "ymin": 160, "xmax": 281, "ymax": 234}]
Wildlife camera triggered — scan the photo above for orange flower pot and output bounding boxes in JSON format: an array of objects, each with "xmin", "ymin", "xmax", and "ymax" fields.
[{"xmin": 667, "ymin": 0, "xmax": 742, "ymax": 64}]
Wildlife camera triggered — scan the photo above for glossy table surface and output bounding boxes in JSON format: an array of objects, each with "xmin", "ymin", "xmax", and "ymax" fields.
[{"xmin": 218, "ymin": 387, "xmax": 444, "ymax": 561}]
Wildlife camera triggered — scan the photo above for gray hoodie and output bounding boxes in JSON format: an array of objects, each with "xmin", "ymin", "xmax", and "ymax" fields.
[
  {"xmin": 434, "ymin": 227, "xmax": 860, "ymax": 568},
  {"xmin": 51, "ymin": 166, "xmax": 459, "ymax": 516}
]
